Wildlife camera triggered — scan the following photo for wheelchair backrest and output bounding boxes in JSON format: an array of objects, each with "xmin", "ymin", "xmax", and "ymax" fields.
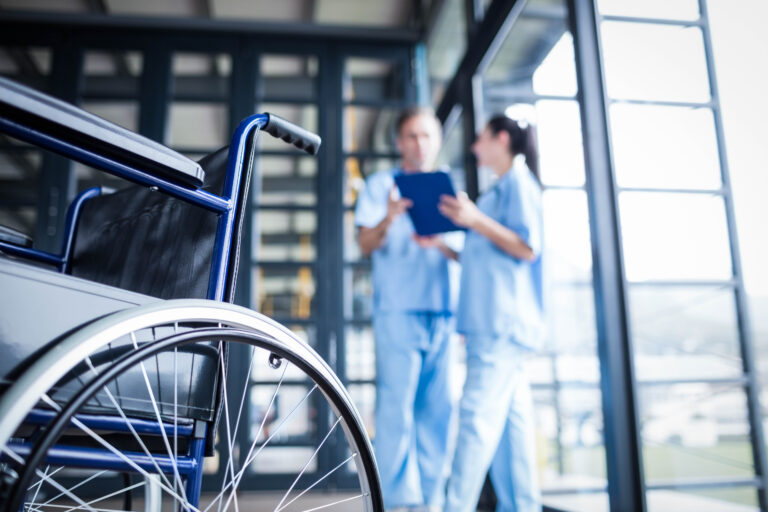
[{"xmin": 70, "ymin": 147, "xmax": 230, "ymax": 300}]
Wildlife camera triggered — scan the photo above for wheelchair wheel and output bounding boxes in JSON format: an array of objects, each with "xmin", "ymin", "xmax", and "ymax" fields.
[{"xmin": 0, "ymin": 300, "xmax": 382, "ymax": 512}]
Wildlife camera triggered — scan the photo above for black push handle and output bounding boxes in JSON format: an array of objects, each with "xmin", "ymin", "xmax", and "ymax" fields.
[{"xmin": 263, "ymin": 112, "xmax": 322, "ymax": 155}]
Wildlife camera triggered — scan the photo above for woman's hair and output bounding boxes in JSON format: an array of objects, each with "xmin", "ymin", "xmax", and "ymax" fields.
[{"xmin": 486, "ymin": 114, "xmax": 539, "ymax": 181}]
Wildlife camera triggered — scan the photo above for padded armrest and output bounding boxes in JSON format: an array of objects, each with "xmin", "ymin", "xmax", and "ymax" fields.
[{"xmin": 0, "ymin": 76, "xmax": 205, "ymax": 188}]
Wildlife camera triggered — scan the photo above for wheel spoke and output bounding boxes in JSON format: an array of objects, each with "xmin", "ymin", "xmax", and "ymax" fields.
[
  {"xmin": 39, "ymin": 395, "xmax": 199, "ymax": 512},
  {"xmin": 129, "ymin": 331, "xmax": 189, "ymax": 505},
  {"xmin": 295, "ymin": 493, "xmax": 365, "ymax": 512},
  {"xmin": 26, "ymin": 469, "xmax": 106, "ymax": 512},
  {"xmin": 274, "ymin": 454, "xmax": 358, "ymax": 512},
  {"xmin": 274, "ymin": 417, "xmax": 342, "ymax": 512},
  {"xmin": 217, "ymin": 340, "xmax": 239, "ymax": 512},
  {"xmin": 83, "ymin": 356, "xmax": 179, "ymax": 495}
]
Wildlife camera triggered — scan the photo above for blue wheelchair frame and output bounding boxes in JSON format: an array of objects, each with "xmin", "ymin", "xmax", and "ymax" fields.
[
  {"xmin": 0, "ymin": 77, "xmax": 321, "ymax": 509},
  {"xmin": 0, "ymin": 113, "xmax": 269, "ymax": 301}
]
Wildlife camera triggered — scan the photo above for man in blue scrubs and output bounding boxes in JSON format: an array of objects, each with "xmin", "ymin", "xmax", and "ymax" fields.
[{"xmin": 355, "ymin": 106, "xmax": 456, "ymax": 511}]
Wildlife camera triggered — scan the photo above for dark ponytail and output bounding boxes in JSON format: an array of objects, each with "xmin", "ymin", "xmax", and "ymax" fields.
[{"xmin": 486, "ymin": 115, "xmax": 539, "ymax": 182}]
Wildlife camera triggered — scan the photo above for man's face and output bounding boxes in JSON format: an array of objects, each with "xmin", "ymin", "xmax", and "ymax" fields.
[{"xmin": 396, "ymin": 114, "xmax": 442, "ymax": 172}]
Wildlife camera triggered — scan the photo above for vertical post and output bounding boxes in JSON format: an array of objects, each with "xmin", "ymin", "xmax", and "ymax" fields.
[
  {"xmin": 318, "ymin": 43, "xmax": 343, "ymax": 488},
  {"xmin": 569, "ymin": 1, "xmax": 645, "ymax": 510},
  {"xmin": 229, "ymin": 40, "xmax": 259, "ymax": 309},
  {"xmin": 139, "ymin": 46, "xmax": 171, "ymax": 143},
  {"xmin": 698, "ymin": 1, "xmax": 768, "ymax": 508},
  {"xmin": 34, "ymin": 40, "xmax": 82, "ymax": 253},
  {"xmin": 460, "ymin": 73, "xmax": 482, "ymax": 200}
]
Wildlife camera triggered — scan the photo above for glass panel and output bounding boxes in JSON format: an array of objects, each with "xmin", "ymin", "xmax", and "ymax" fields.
[
  {"xmin": 629, "ymin": 286, "xmax": 743, "ymax": 381},
  {"xmin": 250, "ymin": 384, "xmax": 316, "ymax": 443},
  {"xmin": 249, "ymin": 447, "xmax": 316, "ymax": 474},
  {"xmin": 537, "ymin": 100, "xmax": 585, "ymax": 187},
  {"xmin": 344, "ymin": 58, "xmax": 403, "ymax": 102},
  {"xmin": 535, "ymin": 387, "xmax": 607, "ymax": 496},
  {"xmin": 343, "ymin": 210, "xmax": 361, "ymax": 261},
  {"xmin": 646, "ymin": 487, "xmax": 758, "ymax": 511},
  {"xmin": 639, "ymin": 383, "xmax": 755, "ymax": 482},
  {"xmin": 253, "ymin": 210, "xmax": 316, "ymax": 262},
  {"xmin": 348, "ymin": 383, "xmax": 376, "ymax": 438},
  {"xmin": 80, "ymin": 101, "xmax": 139, "ymax": 132},
  {"xmin": 172, "ymin": 53, "xmax": 231, "ymax": 99},
  {"xmin": 611, "ymin": 104, "xmax": 721, "ymax": 190},
  {"xmin": 168, "ymin": 102, "xmax": 228, "ymax": 148},
  {"xmin": 84, "ymin": 50, "xmax": 142, "ymax": 77},
  {"xmin": 253, "ymin": 266, "xmax": 315, "ymax": 319},
  {"xmin": 256, "ymin": 156, "xmax": 316, "ymax": 206},
  {"xmin": 82, "ymin": 51, "xmax": 142, "ymax": 97},
  {"xmin": 619, "ymin": 192, "xmax": 733, "ymax": 282},
  {"xmin": 544, "ymin": 285, "xmax": 600, "ymax": 384},
  {"xmin": 484, "ymin": 14, "xmax": 574, "ymax": 99},
  {"xmin": 601, "ymin": 22, "xmax": 710, "ymax": 103},
  {"xmin": 344, "ymin": 266, "xmax": 373, "ymax": 320},
  {"xmin": 543, "ymin": 190, "xmax": 592, "ymax": 283},
  {"xmin": 343, "ymin": 106, "xmax": 398, "ymax": 153},
  {"xmin": 0, "ymin": 141, "xmax": 42, "ymax": 238},
  {"xmin": 261, "ymin": 54, "xmax": 317, "ymax": 101},
  {"xmin": 435, "ymin": 113, "xmax": 467, "ymax": 191},
  {"xmin": 0, "ymin": 47, "xmax": 51, "ymax": 89},
  {"xmin": 597, "ymin": 0, "xmax": 700, "ymax": 21},
  {"xmin": 426, "ymin": 0, "xmax": 466, "ymax": 106},
  {"xmin": 345, "ymin": 326, "xmax": 375, "ymax": 381},
  {"xmin": 532, "ymin": 32, "xmax": 577, "ymax": 97},
  {"xmin": 259, "ymin": 103, "xmax": 318, "ymax": 152},
  {"xmin": 344, "ymin": 157, "xmax": 398, "ymax": 207}
]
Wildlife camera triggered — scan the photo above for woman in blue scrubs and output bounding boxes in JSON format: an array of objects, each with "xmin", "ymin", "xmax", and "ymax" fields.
[{"xmin": 438, "ymin": 115, "xmax": 544, "ymax": 512}]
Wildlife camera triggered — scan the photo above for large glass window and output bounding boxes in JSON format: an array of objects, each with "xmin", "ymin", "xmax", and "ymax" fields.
[
  {"xmin": 707, "ymin": 0, "xmax": 768, "ymax": 473},
  {"xmin": 597, "ymin": 1, "xmax": 762, "ymax": 509}
]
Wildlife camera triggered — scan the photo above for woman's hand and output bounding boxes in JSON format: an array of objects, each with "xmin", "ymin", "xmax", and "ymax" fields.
[
  {"xmin": 412, "ymin": 233, "xmax": 459, "ymax": 261},
  {"xmin": 438, "ymin": 192, "xmax": 482, "ymax": 229}
]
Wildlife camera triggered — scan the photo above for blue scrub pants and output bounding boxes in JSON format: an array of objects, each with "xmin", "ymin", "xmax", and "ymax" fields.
[
  {"xmin": 373, "ymin": 311, "xmax": 454, "ymax": 510},
  {"xmin": 444, "ymin": 335, "xmax": 540, "ymax": 512}
]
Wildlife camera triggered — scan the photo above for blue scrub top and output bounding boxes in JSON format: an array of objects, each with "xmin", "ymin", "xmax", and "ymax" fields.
[
  {"xmin": 456, "ymin": 159, "xmax": 545, "ymax": 349},
  {"xmin": 355, "ymin": 168, "xmax": 455, "ymax": 314}
]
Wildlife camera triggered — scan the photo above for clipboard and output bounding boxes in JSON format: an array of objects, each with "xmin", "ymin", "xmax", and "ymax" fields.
[{"xmin": 394, "ymin": 171, "xmax": 463, "ymax": 235}]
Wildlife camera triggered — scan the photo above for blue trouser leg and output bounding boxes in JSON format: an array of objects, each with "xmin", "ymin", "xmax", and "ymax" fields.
[
  {"xmin": 489, "ymin": 375, "xmax": 540, "ymax": 512},
  {"xmin": 444, "ymin": 336, "xmax": 540, "ymax": 512},
  {"xmin": 414, "ymin": 314, "xmax": 454, "ymax": 508},
  {"xmin": 374, "ymin": 312, "xmax": 454, "ymax": 509}
]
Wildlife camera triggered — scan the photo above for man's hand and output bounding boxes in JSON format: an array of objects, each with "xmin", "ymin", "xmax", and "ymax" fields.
[
  {"xmin": 386, "ymin": 186, "xmax": 412, "ymax": 222},
  {"xmin": 438, "ymin": 192, "xmax": 482, "ymax": 229},
  {"xmin": 412, "ymin": 234, "xmax": 441, "ymax": 248}
]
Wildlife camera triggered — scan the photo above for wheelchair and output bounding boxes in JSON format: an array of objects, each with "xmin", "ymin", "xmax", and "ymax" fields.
[{"xmin": 0, "ymin": 76, "xmax": 382, "ymax": 512}]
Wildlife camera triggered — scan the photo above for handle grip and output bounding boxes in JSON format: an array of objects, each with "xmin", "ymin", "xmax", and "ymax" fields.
[{"xmin": 263, "ymin": 112, "xmax": 322, "ymax": 155}]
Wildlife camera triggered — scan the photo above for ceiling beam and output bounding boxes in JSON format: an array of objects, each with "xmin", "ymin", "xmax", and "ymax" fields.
[{"xmin": 0, "ymin": 10, "xmax": 420, "ymax": 44}]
